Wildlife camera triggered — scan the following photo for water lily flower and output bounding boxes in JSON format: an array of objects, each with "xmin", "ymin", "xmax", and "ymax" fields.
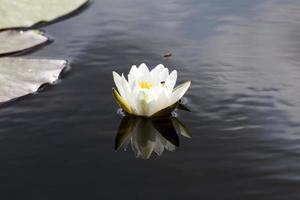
[{"xmin": 112, "ymin": 63, "xmax": 191, "ymax": 117}]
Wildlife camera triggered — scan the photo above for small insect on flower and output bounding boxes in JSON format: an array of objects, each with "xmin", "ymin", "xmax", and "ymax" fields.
[{"xmin": 112, "ymin": 63, "xmax": 191, "ymax": 117}]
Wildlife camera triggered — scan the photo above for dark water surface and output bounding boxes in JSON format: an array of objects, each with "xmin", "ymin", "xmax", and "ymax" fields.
[{"xmin": 1, "ymin": 0, "xmax": 300, "ymax": 199}]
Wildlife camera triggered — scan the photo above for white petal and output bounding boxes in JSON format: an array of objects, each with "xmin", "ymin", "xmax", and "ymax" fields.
[
  {"xmin": 129, "ymin": 65, "xmax": 138, "ymax": 75},
  {"xmin": 112, "ymin": 71, "xmax": 126, "ymax": 98},
  {"xmin": 130, "ymin": 83, "xmax": 143, "ymax": 114},
  {"xmin": 159, "ymin": 68, "xmax": 169, "ymax": 81},
  {"xmin": 165, "ymin": 70, "xmax": 177, "ymax": 95},
  {"xmin": 151, "ymin": 64, "xmax": 165, "ymax": 75},
  {"xmin": 169, "ymin": 81, "xmax": 191, "ymax": 106},
  {"xmin": 148, "ymin": 89, "xmax": 170, "ymax": 116},
  {"xmin": 136, "ymin": 63, "xmax": 151, "ymax": 83},
  {"xmin": 121, "ymin": 74, "xmax": 133, "ymax": 107},
  {"xmin": 138, "ymin": 63, "xmax": 149, "ymax": 74},
  {"xmin": 128, "ymin": 65, "xmax": 138, "ymax": 85},
  {"xmin": 148, "ymin": 99, "xmax": 158, "ymax": 117},
  {"xmin": 136, "ymin": 90, "xmax": 154, "ymax": 116}
]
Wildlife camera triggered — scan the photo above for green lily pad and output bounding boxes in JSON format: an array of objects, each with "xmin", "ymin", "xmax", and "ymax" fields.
[
  {"xmin": 0, "ymin": 0, "xmax": 88, "ymax": 30},
  {"xmin": 0, "ymin": 30, "xmax": 48, "ymax": 56},
  {"xmin": 0, "ymin": 57, "xmax": 66, "ymax": 103}
]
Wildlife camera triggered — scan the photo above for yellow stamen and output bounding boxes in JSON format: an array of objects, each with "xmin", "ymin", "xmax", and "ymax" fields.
[{"xmin": 139, "ymin": 82, "xmax": 153, "ymax": 89}]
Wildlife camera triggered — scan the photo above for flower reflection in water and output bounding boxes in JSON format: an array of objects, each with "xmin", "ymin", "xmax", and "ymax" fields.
[{"xmin": 115, "ymin": 116, "xmax": 191, "ymax": 159}]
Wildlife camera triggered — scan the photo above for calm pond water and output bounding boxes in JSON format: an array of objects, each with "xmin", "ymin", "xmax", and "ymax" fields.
[{"xmin": 1, "ymin": 0, "xmax": 300, "ymax": 199}]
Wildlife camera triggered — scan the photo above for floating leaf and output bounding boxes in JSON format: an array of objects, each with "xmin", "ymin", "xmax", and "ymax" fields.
[
  {"xmin": 0, "ymin": 30, "xmax": 48, "ymax": 56},
  {"xmin": 0, "ymin": 0, "xmax": 88, "ymax": 30},
  {"xmin": 0, "ymin": 58, "xmax": 66, "ymax": 103}
]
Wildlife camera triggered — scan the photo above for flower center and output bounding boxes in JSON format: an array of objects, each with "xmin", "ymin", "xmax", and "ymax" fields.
[{"xmin": 139, "ymin": 82, "xmax": 153, "ymax": 89}]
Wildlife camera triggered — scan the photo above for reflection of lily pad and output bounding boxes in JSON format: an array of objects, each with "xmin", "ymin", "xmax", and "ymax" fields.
[
  {"xmin": 0, "ymin": 30, "xmax": 48, "ymax": 56},
  {"xmin": 0, "ymin": 58, "xmax": 66, "ymax": 103},
  {"xmin": 0, "ymin": 0, "xmax": 88, "ymax": 30}
]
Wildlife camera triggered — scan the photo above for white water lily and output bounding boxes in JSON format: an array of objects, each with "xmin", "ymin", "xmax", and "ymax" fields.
[{"xmin": 112, "ymin": 63, "xmax": 191, "ymax": 117}]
